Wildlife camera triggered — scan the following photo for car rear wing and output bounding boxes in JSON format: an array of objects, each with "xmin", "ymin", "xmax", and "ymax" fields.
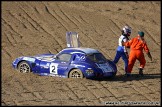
[{"xmin": 66, "ymin": 32, "xmax": 80, "ymax": 48}]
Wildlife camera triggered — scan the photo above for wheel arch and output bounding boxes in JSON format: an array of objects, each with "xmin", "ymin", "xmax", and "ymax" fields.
[{"xmin": 17, "ymin": 60, "xmax": 31, "ymax": 69}]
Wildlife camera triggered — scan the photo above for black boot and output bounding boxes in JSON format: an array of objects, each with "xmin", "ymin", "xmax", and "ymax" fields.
[
  {"xmin": 125, "ymin": 72, "xmax": 131, "ymax": 77},
  {"xmin": 139, "ymin": 68, "xmax": 144, "ymax": 76}
]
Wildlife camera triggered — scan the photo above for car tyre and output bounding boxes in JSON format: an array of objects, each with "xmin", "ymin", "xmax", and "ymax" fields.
[
  {"xmin": 69, "ymin": 69, "xmax": 84, "ymax": 78},
  {"xmin": 18, "ymin": 61, "xmax": 31, "ymax": 73}
]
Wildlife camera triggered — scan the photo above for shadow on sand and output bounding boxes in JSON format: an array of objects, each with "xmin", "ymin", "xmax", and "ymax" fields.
[{"xmin": 93, "ymin": 73, "xmax": 161, "ymax": 82}]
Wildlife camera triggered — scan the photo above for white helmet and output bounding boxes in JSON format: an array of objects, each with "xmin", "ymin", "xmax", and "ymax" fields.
[{"xmin": 122, "ymin": 26, "xmax": 131, "ymax": 36}]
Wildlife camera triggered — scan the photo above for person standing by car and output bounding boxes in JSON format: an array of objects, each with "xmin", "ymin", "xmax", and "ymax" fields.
[
  {"xmin": 113, "ymin": 25, "xmax": 132, "ymax": 76},
  {"xmin": 123, "ymin": 31, "xmax": 152, "ymax": 76}
]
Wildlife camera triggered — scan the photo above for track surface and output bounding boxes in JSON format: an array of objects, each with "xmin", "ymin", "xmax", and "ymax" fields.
[{"xmin": 2, "ymin": 1, "xmax": 161, "ymax": 106}]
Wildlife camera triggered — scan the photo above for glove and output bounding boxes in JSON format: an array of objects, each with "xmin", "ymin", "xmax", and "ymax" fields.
[
  {"xmin": 122, "ymin": 41, "xmax": 125, "ymax": 46},
  {"xmin": 147, "ymin": 52, "xmax": 152, "ymax": 61},
  {"xmin": 125, "ymin": 52, "xmax": 129, "ymax": 59}
]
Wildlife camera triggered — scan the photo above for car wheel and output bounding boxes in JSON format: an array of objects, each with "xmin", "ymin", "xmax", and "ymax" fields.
[
  {"xmin": 18, "ymin": 61, "xmax": 31, "ymax": 73},
  {"xmin": 69, "ymin": 69, "xmax": 84, "ymax": 78}
]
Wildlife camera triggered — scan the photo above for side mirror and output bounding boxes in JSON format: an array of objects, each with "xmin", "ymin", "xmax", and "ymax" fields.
[
  {"xmin": 53, "ymin": 55, "xmax": 58, "ymax": 59},
  {"xmin": 72, "ymin": 55, "xmax": 76, "ymax": 61}
]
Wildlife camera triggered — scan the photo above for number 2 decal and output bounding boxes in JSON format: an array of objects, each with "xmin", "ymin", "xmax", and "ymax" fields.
[{"xmin": 50, "ymin": 63, "xmax": 58, "ymax": 74}]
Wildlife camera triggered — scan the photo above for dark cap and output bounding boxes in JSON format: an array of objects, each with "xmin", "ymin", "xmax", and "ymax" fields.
[{"xmin": 138, "ymin": 31, "xmax": 144, "ymax": 37}]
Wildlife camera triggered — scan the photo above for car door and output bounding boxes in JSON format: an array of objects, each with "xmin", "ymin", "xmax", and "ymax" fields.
[
  {"xmin": 49, "ymin": 53, "xmax": 73, "ymax": 76},
  {"xmin": 39, "ymin": 57, "xmax": 55, "ymax": 75}
]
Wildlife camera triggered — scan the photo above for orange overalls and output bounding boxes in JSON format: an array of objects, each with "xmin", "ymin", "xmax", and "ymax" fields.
[{"xmin": 124, "ymin": 36, "xmax": 150, "ymax": 73}]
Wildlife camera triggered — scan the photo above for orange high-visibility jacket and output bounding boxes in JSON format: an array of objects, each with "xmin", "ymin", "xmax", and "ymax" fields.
[{"xmin": 124, "ymin": 36, "xmax": 149, "ymax": 53}]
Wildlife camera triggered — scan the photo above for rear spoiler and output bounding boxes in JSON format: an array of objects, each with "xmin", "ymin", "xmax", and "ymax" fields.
[{"xmin": 66, "ymin": 32, "xmax": 80, "ymax": 48}]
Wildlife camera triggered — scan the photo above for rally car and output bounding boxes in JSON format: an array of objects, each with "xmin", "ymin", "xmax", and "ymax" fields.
[{"xmin": 12, "ymin": 32, "xmax": 117, "ymax": 79}]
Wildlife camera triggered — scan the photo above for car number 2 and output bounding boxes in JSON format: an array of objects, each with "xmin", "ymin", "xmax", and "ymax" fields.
[{"xmin": 50, "ymin": 63, "xmax": 58, "ymax": 74}]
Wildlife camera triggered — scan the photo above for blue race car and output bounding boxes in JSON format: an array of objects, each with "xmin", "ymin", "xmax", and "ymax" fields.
[{"xmin": 12, "ymin": 32, "xmax": 117, "ymax": 79}]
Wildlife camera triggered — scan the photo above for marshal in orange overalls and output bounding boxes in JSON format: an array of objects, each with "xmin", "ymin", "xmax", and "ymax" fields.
[{"xmin": 123, "ymin": 36, "xmax": 150, "ymax": 73}]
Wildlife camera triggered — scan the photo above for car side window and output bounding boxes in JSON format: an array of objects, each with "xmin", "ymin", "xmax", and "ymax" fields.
[
  {"xmin": 86, "ymin": 53, "xmax": 107, "ymax": 63},
  {"xmin": 57, "ymin": 53, "xmax": 72, "ymax": 62}
]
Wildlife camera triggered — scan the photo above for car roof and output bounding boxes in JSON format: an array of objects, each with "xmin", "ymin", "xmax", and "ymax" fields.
[{"xmin": 61, "ymin": 47, "xmax": 100, "ymax": 54}]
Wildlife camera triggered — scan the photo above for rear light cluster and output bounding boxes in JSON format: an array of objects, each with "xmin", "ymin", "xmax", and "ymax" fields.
[{"xmin": 86, "ymin": 68, "xmax": 94, "ymax": 75}]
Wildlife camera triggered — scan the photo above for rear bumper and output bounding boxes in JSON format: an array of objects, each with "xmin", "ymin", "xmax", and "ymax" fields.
[{"xmin": 85, "ymin": 72, "xmax": 116, "ymax": 79}]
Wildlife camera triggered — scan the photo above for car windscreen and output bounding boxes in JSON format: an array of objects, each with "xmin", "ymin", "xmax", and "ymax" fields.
[
  {"xmin": 57, "ymin": 53, "xmax": 72, "ymax": 62},
  {"xmin": 86, "ymin": 53, "xmax": 107, "ymax": 63}
]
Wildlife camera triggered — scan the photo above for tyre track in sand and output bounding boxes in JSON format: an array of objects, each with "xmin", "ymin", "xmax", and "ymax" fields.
[
  {"xmin": 53, "ymin": 2, "xmax": 114, "ymax": 61},
  {"xmin": 18, "ymin": 2, "xmax": 65, "ymax": 52}
]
